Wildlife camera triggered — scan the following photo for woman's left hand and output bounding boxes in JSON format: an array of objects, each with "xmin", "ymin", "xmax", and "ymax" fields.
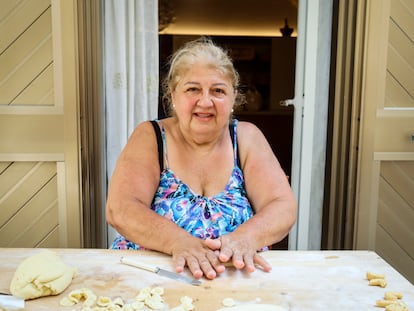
[{"xmin": 204, "ymin": 236, "xmax": 272, "ymax": 273}]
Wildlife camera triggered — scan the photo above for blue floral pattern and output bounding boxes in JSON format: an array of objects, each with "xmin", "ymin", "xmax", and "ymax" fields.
[{"xmin": 111, "ymin": 120, "xmax": 254, "ymax": 250}]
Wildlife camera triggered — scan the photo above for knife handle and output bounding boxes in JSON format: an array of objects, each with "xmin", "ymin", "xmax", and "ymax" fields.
[{"xmin": 120, "ymin": 257, "xmax": 159, "ymax": 273}]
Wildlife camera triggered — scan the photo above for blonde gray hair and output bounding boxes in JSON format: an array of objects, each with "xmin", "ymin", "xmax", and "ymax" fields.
[{"xmin": 161, "ymin": 37, "xmax": 245, "ymax": 116}]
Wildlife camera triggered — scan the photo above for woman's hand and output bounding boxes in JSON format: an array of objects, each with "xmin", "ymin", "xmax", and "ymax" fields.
[
  {"xmin": 204, "ymin": 236, "xmax": 272, "ymax": 273},
  {"xmin": 170, "ymin": 236, "xmax": 226, "ymax": 280}
]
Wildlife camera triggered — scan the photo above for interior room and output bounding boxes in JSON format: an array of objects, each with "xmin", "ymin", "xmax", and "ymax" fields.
[{"xmin": 158, "ymin": 0, "xmax": 298, "ymax": 249}]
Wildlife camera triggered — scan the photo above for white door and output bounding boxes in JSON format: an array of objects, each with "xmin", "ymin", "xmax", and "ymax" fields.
[{"xmin": 288, "ymin": 0, "xmax": 334, "ymax": 250}]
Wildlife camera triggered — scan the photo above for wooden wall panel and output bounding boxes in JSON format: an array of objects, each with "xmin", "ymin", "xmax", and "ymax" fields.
[
  {"xmin": 0, "ymin": 0, "xmax": 53, "ymax": 106},
  {"xmin": 378, "ymin": 166, "xmax": 414, "ymax": 252},
  {"xmin": 0, "ymin": 162, "xmax": 59, "ymax": 247},
  {"xmin": 381, "ymin": 161, "xmax": 414, "ymax": 206},
  {"xmin": 376, "ymin": 161, "xmax": 414, "ymax": 283},
  {"xmin": 390, "ymin": 0, "xmax": 414, "ymax": 38},
  {"xmin": 0, "ymin": 0, "xmax": 50, "ymax": 53},
  {"xmin": 385, "ymin": 0, "xmax": 414, "ymax": 108},
  {"xmin": 355, "ymin": 0, "xmax": 414, "ymax": 285},
  {"xmin": 376, "ymin": 225, "xmax": 414, "ymax": 283},
  {"xmin": 12, "ymin": 64, "xmax": 54, "ymax": 105},
  {"xmin": 0, "ymin": 0, "xmax": 82, "ymax": 248}
]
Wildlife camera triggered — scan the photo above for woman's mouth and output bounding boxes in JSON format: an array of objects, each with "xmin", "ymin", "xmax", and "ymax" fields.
[{"xmin": 194, "ymin": 113, "xmax": 214, "ymax": 119}]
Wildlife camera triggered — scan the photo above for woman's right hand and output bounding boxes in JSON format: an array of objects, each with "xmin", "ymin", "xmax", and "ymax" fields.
[{"xmin": 170, "ymin": 236, "xmax": 226, "ymax": 280}]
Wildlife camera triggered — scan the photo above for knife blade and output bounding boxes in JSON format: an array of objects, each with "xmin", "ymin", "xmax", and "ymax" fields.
[
  {"xmin": 0, "ymin": 293, "xmax": 25, "ymax": 310},
  {"xmin": 119, "ymin": 257, "xmax": 202, "ymax": 286}
]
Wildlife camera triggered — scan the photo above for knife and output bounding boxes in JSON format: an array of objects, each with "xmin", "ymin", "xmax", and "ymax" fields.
[
  {"xmin": 0, "ymin": 293, "xmax": 25, "ymax": 310},
  {"xmin": 119, "ymin": 257, "xmax": 202, "ymax": 286}
]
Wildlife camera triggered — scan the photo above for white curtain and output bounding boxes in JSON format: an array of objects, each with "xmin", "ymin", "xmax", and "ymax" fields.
[{"xmin": 104, "ymin": 0, "xmax": 159, "ymax": 244}]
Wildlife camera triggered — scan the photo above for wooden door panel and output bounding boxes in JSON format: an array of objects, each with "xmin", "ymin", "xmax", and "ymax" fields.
[
  {"xmin": 355, "ymin": 0, "xmax": 414, "ymax": 283},
  {"xmin": 0, "ymin": 0, "xmax": 50, "ymax": 53},
  {"xmin": 12, "ymin": 64, "xmax": 54, "ymax": 105},
  {"xmin": 375, "ymin": 226, "xmax": 414, "ymax": 282},
  {"xmin": 0, "ymin": 0, "xmax": 81, "ymax": 248},
  {"xmin": 390, "ymin": 0, "xmax": 414, "ymax": 37},
  {"xmin": 0, "ymin": 115, "xmax": 63, "ymax": 153},
  {"xmin": 385, "ymin": 73, "xmax": 412, "ymax": 106},
  {"xmin": 376, "ymin": 112, "xmax": 414, "ymax": 152},
  {"xmin": 378, "ymin": 171, "xmax": 414, "ymax": 255}
]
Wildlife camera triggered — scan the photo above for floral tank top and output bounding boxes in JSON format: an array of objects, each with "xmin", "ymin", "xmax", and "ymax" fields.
[{"xmin": 110, "ymin": 119, "xmax": 254, "ymax": 250}]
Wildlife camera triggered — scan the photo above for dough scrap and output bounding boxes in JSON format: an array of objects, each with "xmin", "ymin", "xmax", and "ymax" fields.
[
  {"xmin": 10, "ymin": 250, "xmax": 76, "ymax": 300},
  {"xmin": 222, "ymin": 298, "xmax": 236, "ymax": 307},
  {"xmin": 369, "ymin": 278, "xmax": 387, "ymax": 288},
  {"xmin": 170, "ymin": 295, "xmax": 195, "ymax": 311},
  {"xmin": 385, "ymin": 301, "xmax": 409, "ymax": 311},
  {"xmin": 377, "ymin": 300, "xmax": 397, "ymax": 307},
  {"xmin": 216, "ymin": 304, "xmax": 287, "ymax": 311},
  {"xmin": 366, "ymin": 271, "xmax": 385, "ymax": 280},
  {"xmin": 384, "ymin": 292, "xmax": 403, "ymax": 300}
]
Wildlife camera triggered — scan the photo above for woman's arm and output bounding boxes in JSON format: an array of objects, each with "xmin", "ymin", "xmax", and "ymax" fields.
[
  {"xmin": 213, "ymin": 121, "xmax": 297, "ymax": 270},
  {"xmin": 106, "ymin": 121, "xmax": 182, "ymax": 253},
  {"xmin": 106, "ymin": 121, "xmax": 224, "ymax": 279}
]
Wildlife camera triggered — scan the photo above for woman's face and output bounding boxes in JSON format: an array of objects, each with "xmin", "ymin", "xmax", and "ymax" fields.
[{"xmin": 171, "ymin": 63, "xmax": 235, "ymax": 136}]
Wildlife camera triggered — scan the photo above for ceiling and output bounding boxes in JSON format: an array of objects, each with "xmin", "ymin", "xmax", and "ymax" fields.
[{"xmin": 159, "ymin": 0, "xmax": 298, "ymax": 37}]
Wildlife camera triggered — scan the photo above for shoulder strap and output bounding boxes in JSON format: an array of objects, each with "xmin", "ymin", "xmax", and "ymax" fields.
[
  {"xmin": 229, "ymin": 119, "xmax": 241, "ymax": 168},
  {"xmin": 150, "ymin": 120, "xmax": 163, "ymax": 170}
]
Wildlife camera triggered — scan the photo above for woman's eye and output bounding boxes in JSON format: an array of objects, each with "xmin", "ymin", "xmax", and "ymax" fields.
[
  {"xmin": 213, "ymin": 88, "xmax": 225, "ymax": 94},
  {"xmin": 186, "ymin": 87, "xmax": 198, "ymax": 92}
]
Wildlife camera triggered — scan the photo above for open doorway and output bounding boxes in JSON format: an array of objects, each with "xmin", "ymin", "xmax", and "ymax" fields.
[{"xmin": 158, "ymin": 0, "xmax": 298, "ymax": 250}]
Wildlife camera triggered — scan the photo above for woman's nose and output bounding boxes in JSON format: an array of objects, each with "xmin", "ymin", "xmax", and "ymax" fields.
[{"xmin": 198, "ymin": 91, "xmax": 213, "ymax": 106}]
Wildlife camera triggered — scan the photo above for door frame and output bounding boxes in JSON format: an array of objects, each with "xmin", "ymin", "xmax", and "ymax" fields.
[{"xmin": 289, "ymin": 0, "xmax": 334, "ymax": 250}]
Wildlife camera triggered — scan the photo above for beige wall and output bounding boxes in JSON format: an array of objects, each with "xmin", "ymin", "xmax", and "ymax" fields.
[
  {"xmin": 354, "ymin": 0, "xmax": 414, "ymax": 283},
  {"xmin": 0, "ymin": 0, "xmax": 82, "ymax": 248}
]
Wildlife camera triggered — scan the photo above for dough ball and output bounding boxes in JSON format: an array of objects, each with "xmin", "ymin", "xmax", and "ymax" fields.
[{"xmin": 9, "ymin": 250, "xmax": 76, "ymax": 300}]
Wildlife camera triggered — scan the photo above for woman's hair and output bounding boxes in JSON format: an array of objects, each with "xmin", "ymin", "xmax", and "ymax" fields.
[{"xmin": 161, "ymin": 37, "xmax": 245, "ymax": 116}]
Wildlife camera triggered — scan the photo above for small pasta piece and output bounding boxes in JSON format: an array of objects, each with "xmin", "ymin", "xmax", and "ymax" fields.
[
  {"xmin": 170, "ymin": 296, "xmax": 195, "ymax": 311},
  {"xmin": 369, "ymin": 278, "xmax": 387, "ymax": 288},
  {"xmin": 150, "ymin": 286, "xmax": 164, "ymax": 296},
  {"xmin": 60, "ymin": 296, "xmax": 76, "ymax": 307},
  {"xmin": 181, "ymin": 301, "xmax": 195, "ymax": 310},
  {"xmin": 385, "ymin": 301, "xmax": 409, "ymax": 311},
  {"xmin": 384, "ymin": 292, "xmax": 403, "ymax": 300},
  {"xmin": 106, "ymin": 304, "xmax": 122, "ymax": 311},
  {"xmin": 122, "ymin": 303, "xmax": 135, "ymax": 311},
  {"xmin": 130, "ymin": 301, "xmax": 146, "ymax": 310},
  {"xmin": 180, "ymin": 296, "xmax": 193, "ymax": 305},
  {"xmin": 376, "ymin": 300, "xmax": 396, "ymax": 307},
  {"xmin": 222, "ymin": 298, "xmax": 236, "ymax": 307},
  {"xmin": 145, "ymin": 297, "xmax": 165, "ymax": 310},
  {"xmin": 136, "ymin": 286, "xmax": 152, "ymax": 301},
  {"xmin": 96, "ymin": 295, "xmax": 112, "ymax": 307},
  {"xmin": 83, "ymin": 296, "xmax": 97, "ymax": 308},
  {"xmin": 68, "ymin": 288, "xmax": 87, "ymax": 303},
  {"xmin": 180, "ymin": 295, "xmax": 195, "ymax": 310},
  {"xmin": 113, "ymin": 297, "xmax": 124, "ymax": 307},
  {"xmin": 136, "ymin": 292, "xmax": 150, "ymax": 302},
  {"xmin": 366, "ymin": 271, "xmax": 385, "ymax": 280},
  {"xmin": 140, "ymin": 287, "xmax": 152, "ymax": 295},
  {"xmin": 150, "ymin": 293, "xmax": 164, "ymax": 303}
]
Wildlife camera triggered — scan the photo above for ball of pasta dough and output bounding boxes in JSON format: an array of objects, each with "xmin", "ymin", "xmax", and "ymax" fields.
[{"xmin": 10, "ymin": 250, "xmax": 76, "ymax": 300}]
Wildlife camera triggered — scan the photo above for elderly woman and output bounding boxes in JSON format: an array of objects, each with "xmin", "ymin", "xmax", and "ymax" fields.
[{"xmin": 106, "ymin": 37, "xmax": 297, "ymax": 280}]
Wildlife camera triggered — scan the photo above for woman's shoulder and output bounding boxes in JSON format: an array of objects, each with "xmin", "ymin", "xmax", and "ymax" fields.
[
  {"xmin": 235, "ymin": 120, "xmax": 262, "ymax": 138},
  {"xmin": 132, "ymin": 118, "xmax": 172, "ymax": 134},
  {"xmin": 235, "ymin": 120, "xmax": 269, "ymax": 164}
]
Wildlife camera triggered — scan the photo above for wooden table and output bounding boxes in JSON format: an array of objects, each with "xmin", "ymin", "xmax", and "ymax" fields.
[{"xmin": 0, "ymin": 249, "xmax": 413, "ymax": 310}]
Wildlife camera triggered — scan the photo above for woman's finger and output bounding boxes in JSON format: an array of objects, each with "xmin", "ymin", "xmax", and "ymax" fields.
[{"xmin": 253, "ymin": 253, "xmax": 272, "ymax": 272}]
